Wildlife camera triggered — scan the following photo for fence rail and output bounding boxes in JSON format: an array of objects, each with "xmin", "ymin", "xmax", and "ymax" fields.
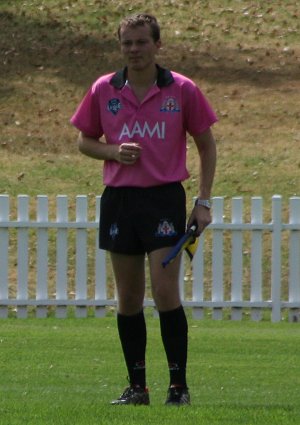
[{"xmin": 0, "ymin": 194, "xmax": 300, "ymax": 321}]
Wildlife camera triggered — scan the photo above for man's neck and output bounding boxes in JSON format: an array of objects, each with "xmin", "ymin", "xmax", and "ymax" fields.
[{"xmin": 127, "ymin": 64, "xmax": 158, "ymax": 87}]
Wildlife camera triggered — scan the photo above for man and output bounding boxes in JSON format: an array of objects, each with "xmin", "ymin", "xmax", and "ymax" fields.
[{"xmin": 71, "ymin": 13, "xmax": 217, "ymax": 406}]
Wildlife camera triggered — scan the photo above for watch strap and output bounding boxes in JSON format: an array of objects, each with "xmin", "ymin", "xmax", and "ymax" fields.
[{"xmin": 194, "ymin": 198, "xmax": 211, "ymax": 209}]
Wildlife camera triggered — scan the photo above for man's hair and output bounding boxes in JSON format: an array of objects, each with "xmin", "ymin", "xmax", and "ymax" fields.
[{"xmin": 117, "ymin": 13, "xmax": 161, "ymax": 42}]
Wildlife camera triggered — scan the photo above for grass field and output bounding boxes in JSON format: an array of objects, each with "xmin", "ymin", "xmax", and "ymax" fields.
[{"xmin": 1, "ymin": 315, "xmax": 300, "ymax": 425}]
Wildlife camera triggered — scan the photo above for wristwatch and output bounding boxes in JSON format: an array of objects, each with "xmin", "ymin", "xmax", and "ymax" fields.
[{"xmin": 194, "ymin": 198, "xmax": 211, "ymax": 209}]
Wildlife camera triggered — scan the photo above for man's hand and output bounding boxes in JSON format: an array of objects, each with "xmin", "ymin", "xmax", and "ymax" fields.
[
  {"xmin": 117, "ymin": 142, "xmax": 142, "ymax": 165},
  {"xmin": 187, "ymin": 206, "xmax": 212, "ymax": 237}
]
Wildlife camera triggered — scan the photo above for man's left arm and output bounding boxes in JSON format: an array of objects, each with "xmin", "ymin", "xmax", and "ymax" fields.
[{"xmin": 187, "ymin": 128, "xmax": 217, "ymax": 236}]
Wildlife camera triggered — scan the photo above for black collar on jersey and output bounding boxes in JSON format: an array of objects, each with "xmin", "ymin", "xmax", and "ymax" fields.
[{"xmin": 110, "ymin": 64, "xmax": 174, "ymax": 89}]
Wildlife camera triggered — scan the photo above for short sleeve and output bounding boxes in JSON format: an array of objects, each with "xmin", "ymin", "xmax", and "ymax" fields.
[
  {"xmin": 70, "ymin": 82, "xmax": 103, "ymax": 138},
  {"xmin": 183, "ymin": 82, "xmax": 218, "ymax": 136}
]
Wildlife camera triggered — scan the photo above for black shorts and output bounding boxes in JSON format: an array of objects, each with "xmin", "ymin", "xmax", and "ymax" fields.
[{"xmin": 99, "ymin": 182, "xmax": 186, "ymax": 255}]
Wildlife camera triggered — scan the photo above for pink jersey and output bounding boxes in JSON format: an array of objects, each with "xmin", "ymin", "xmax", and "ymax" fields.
[{"xmin": 71, "ymin": 66, "xmax": 217, "ymax": 187}]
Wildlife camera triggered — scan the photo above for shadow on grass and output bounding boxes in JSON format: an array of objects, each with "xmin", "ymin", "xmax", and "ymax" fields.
[{"xmin": 1, "ymin": 9, "xmax": 299, "ymax": 101}]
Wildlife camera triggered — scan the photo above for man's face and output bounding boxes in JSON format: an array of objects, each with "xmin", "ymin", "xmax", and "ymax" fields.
[{"xmin": 119, "ymin": 24, "xmax": 161, "ymax": 72}]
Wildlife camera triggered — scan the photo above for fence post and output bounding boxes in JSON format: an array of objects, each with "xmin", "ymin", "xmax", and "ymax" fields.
[
  {"xmin": 192, "ymin": 233, "xmax": 205, "ymax": 319},
  {"xmin": 17, "ymin": 195, "xmax": 30, "ymax": 318},
  {"xmin": 0, "ymin": 195, "xmax": 9, "ymax": 319},
  {"xmin": 250, "ymin": 197, "xmax": 263, "ymax": 321},
  {"xmin": 212, "ymin": 197, "xmax": 224, "ymax": 320},
  {"xmin": 288, "ymin": 197, "xmax": 300, "ymax": 322},
  {"xmin": 75, "ymin": 196, "xmax": 88, "ymax": 318},
  {"xmin": 56, "ymin": 195, "xmax": 68, "ymax": 318},
  {"xmin": 271, "ymin": 195, "xmax": 282, "ymax": 322},
  {"xmin": 231, "ymin": 197, "xmax": 243, "ymax": 320},
  {"xmin": 36, "ymin": 196, "xmax": 49, "ymax": 318}
]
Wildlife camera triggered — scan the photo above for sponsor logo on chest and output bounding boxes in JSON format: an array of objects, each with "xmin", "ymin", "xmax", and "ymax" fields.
[{"xmin": 119, "ymin": 121, "xmax": 166, "ymax": 140}]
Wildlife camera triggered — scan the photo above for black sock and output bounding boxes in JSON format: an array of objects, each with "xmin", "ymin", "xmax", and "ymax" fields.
[
  {"xmin": 159, "ymin": 305, "xmax": 188, "ymax": 388},
  {"xmin": 117, "ymin": 310, "xmax": 147, "ymax": 389}
]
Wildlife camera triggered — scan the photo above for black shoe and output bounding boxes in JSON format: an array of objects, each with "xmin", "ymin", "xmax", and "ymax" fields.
[
  {"xmin": 111, "ymin": 386, "xmax": 150, "ymax": 405},
  {"xmin": 165, "ymin": 386, "xmax": 190, "ymax": 406}
]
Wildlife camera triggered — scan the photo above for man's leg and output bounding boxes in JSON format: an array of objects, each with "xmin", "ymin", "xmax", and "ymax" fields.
[
  {"xmin": 110, "ymin": 253, "xmax": 149, "ymax": 405},
  {"xmin": 149, "ymin": 249, "xmax": 190, "ymax": 405}
]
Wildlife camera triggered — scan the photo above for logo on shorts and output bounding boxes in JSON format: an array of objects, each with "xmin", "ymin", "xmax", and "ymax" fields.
[
  {"xmin": 109, "ymin": 223, "xmax": 119, "ymax": 240},
  {"xmin": 155, "ymin": 220, "xmax": 177, "ymax": 237},
  {"xmin": 107, "ymin": 98, "xmax": 122, "ymax": 115},
  {"xmin": 160, "ymin": 96, "xmax": 180, "ymax": 113}
]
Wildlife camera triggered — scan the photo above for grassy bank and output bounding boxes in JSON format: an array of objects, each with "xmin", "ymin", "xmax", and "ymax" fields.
[{"xmin": 1, "ymin": 0, "xmax": 299, "ymax": 203}]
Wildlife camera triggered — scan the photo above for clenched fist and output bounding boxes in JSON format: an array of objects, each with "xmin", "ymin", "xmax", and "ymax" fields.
[{"xmin": 117, "ymin": 142, "xmax": 142, "ymax": 165}]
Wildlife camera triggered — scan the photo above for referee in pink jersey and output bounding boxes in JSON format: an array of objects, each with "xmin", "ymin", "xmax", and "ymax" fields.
[{"xmin": 71, "ymin": 13, "xmax": 217, "ymax": 406}]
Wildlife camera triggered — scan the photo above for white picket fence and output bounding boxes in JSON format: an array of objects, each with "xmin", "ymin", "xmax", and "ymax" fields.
[{"xmin": 0, "ymin": 194, "xmax": 300, "ymax": 321}]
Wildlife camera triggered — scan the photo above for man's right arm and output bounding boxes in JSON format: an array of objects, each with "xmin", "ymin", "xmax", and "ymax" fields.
[
  {"xmin": 78, "ymin": 132, "xmax": 142, "ymax": 165},
  {"xmin": 78, "ymin": 132, "xmax": 119, "ymax": 161}
]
